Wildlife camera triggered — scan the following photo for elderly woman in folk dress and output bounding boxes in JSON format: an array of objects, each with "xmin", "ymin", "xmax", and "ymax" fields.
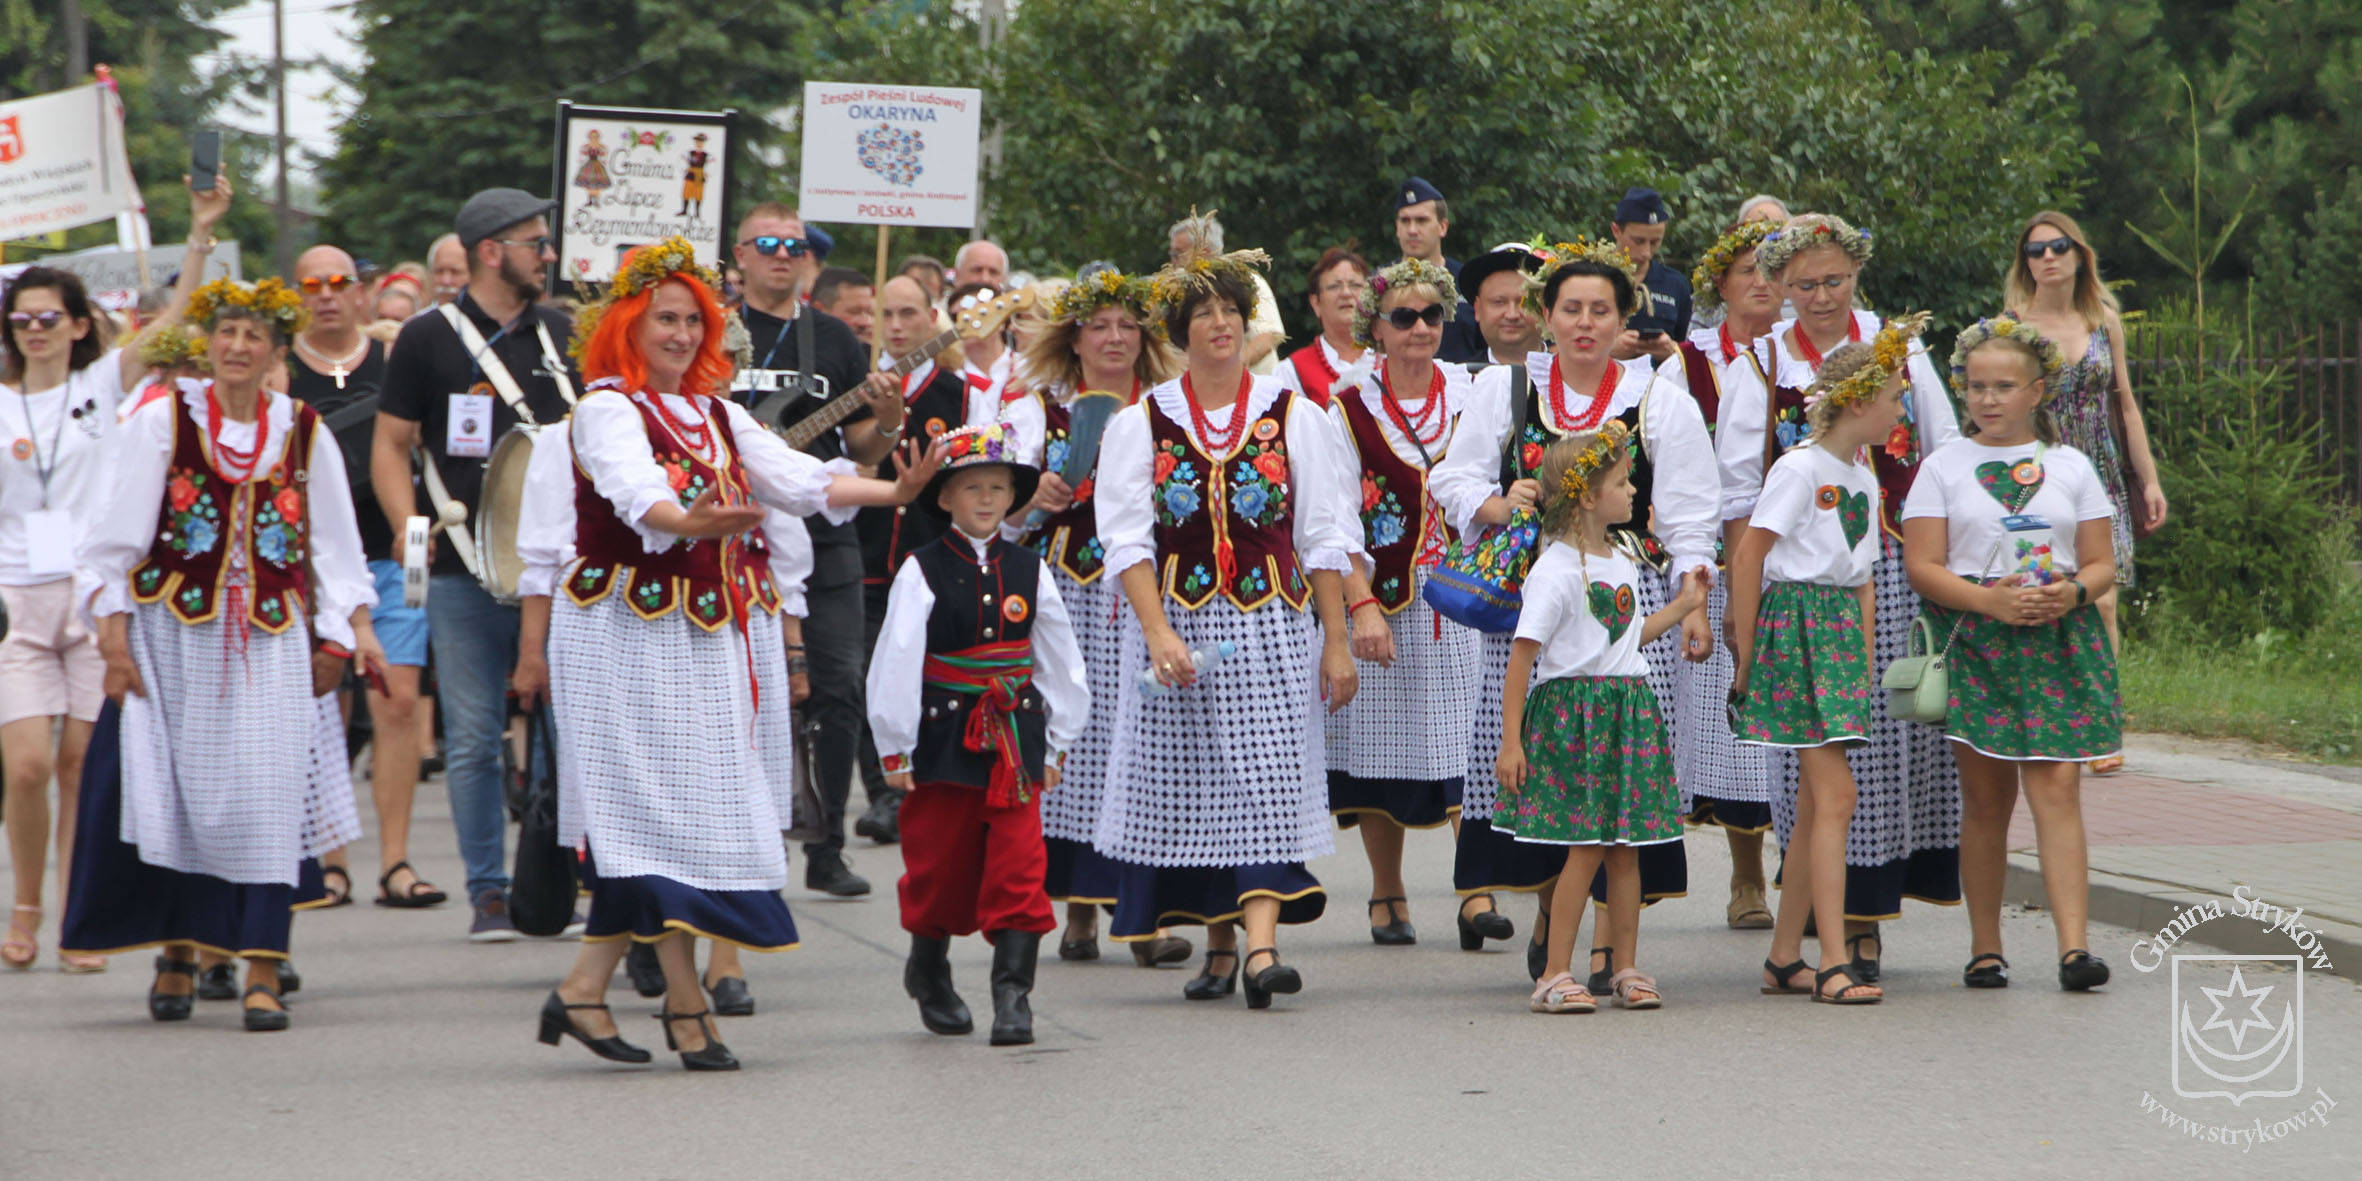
[
  {"xmin": 512, "ymin": 241, "xmax": 941, "ymax": 1071},
  {"xmin": 1003, "ymin": 268, "xmax": 1193, "ymax": 968},
  {"xmin": 1322, "ymin": 258, "xmax": 1486, "ymax": 948},
  {"xmin": 1429, "ymin": 240, "xmax": 1719, "ymax": 990},
  {"xmin": 1091, "ymin": 243, "xmax": 1359, "ymax": 1009},
  {"xmin": 63, "ymin": 276, "xmax": 385, "ymax": 1032},
  {"xmin": 1716, "ymin": 213, "xmax": 1965, "ymax": 985}
]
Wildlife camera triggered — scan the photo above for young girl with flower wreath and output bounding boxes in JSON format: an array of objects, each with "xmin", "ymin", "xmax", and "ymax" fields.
[
  {"xmin": 1728, "ymin": 323, "xmax": 1929, "ymax": 1006},
  {"xmin": 1429, "ymin": 241, "xmax": 1718, "ymax": 989},
  {"xmin": 1322, "ymin": 258, "xmax": 1482, "ymax": 948},
  {"xmin": 1901, "ymin": 316, "xmax": 2121, "ymax": 993},
  {"xmin": 1495, "ymin": 422, "xmax": 1707, "ymax": 1013},
  {"xmin": 1713, "ymin": 213, "xmax": 1965, "ymax": 982}
]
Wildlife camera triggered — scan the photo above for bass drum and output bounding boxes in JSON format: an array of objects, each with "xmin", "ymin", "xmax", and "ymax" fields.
[{"xmin": 474, "ymin": 424, "xmax": 539, "ymax": 604}]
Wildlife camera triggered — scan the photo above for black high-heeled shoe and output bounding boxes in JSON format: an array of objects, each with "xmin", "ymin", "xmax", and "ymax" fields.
[
  {"xmin": 1242, "ymin": 947, "xmax": 1301, "ymax": 1011},
  {"xmin": 1527, "ymin": 909, "xmax": 1548, "ymax": 982},
  {"xmin": 1458, "ymin": 893, "xmax": 1514, "ymax": 951},
  {"xmin": 2058, "ymin": 949, "xmax": 2110, "ymax": 992},
  {"xmin": 537, "ymin": 991, "xmax": 652, "ymax": 1063},
  {"xmin": 1367, "ymin": 897, "xmax": 1415, "ymax": 946},
  {"xmin": 242, "ymin": 983, "xmax": 291, "ymax": 1033},
  {"xmin": 624, "ymin": 942, "xmax": 667, "ymax": 998},
  {"xmin": 706, "ymin": 974, "xmax": 755, "ymax": 1017},
  {"xmin": 1846, "ymin": 926, "xmax": 1882, "ymax": 984},
  {"xmin": 148, "ymin": 954, "xmax": 198, "ymax": 1022},
  {"xmin": 656, "ymin": 1009, "xmax": 739, "ymax": 1071},
  {"xmin": 1182, "ymin": 948, "xmax": 1238, "ymax": 1000},
  {"xmin": 1586, "ymin": 947, "xmax": 1614, "ymax": 998}
]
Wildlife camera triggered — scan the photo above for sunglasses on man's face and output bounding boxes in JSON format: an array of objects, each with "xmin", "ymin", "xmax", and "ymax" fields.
[
  {"xmin": 742, "ymin": 236, "xmax": 809, "ymax": 258},
  {"xmin": 300, "ymin": 274, "xmax": 356, "ymax": 294},
  {"xmin": 2023, "ymin": 238, "xmax": 2077, "ymax": 259},
  {"xmin": 7, "ymin": 310, "xmax": 68, "ymax": 330},
  {"xmin": 1384, "ymin": 304, "xmax": 1446, "ymax": 330}
]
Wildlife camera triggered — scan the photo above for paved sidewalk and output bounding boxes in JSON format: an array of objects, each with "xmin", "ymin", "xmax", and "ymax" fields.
[{"xmin": 2006, "ymin": 732, "xmax": 2362, "ymax": 978}]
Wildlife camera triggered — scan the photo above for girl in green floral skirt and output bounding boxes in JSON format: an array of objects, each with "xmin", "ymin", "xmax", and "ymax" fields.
[
  {"xmin": 1901, "ymin": 317, "xmax": 2121, "ymax": 994},
  {"xmin": 1496, "ymin": 422, "xmax": 1706, "ymax": 1013},
  {"xmin": 1728, "ymin": 329, "xmax": 1923, "ymax": 1006}
]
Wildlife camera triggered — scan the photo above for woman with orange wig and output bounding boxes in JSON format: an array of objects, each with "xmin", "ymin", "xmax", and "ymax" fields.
[{"xmin": 512, "ymin": 240, "xmax": 943, "ymax": 1071}]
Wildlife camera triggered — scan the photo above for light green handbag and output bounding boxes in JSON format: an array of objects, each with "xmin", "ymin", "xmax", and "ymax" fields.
[{"xmin": 1881, "ymin": 538, "xmax": 2005, "ymax": 726}]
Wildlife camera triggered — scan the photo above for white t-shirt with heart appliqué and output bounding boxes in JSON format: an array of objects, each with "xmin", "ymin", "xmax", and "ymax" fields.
[
  {"xmin": 1514, "ymin": 540, "xmax": 1649, "ymax": 681},
  {"xmin": 1751, "ymin": 442, "xmax": 1881, "ymax": 586},
  {"xmin": 1902, "ymin": 437, "xmax": 2114, "ymax": 582}
]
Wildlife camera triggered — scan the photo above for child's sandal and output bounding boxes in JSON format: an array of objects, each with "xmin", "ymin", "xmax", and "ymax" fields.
[
  {"xmin": 1528, "ymin": 972, "xmax": 1596, "ymax": 1014},
  {"xmin": 1609, "ymin": 968, "xmax": 1662, "ymax": 1010},
  {"xmin": 1760, "ymin": 957, "xmax": 1814, "ymax": 995}
]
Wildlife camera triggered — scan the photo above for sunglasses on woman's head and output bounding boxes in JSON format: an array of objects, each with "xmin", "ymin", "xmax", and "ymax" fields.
[
  {"xmin": 7, "ymin": 310, "xmax": 67, "ymax": 330},
  {"xmin": 2023, "ymin": 238, "xmax": 2076, "ymax": 259},
  {"xmin": 743, "ymin": 236, "xmax": 809, "ymax": 258},
  {"xmin": 1384, "ymin": 304, "xmax": 1446, "ymax": 330},
  {"xmin": 300, "ymin": 274, "xmax": 356, "ymax": 293}
]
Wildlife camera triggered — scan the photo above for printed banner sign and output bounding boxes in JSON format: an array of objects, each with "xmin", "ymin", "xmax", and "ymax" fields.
[
  {"xmin": 552, "ymin": 102, "xmax": 732, "ymax": 284},
  {"xmin": 799, "ymin": 82, "xmax": 982, "ymax": 228},
  {"xmin": 0, "ymin": 83, "xmax": 143, "ymax": 238},
  {"xmin": 0, "ymin": 241, "xmax": 242, "ymax": 312}
]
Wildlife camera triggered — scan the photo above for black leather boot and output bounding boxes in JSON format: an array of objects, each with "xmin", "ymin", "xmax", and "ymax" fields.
[
  {"xmin": 854, "ymin": 789, "xmax": 904, "ymax": 844},
  {"xmin": 988, "ymin": 930, "xmax": 1041, "ymax": 1046},
  {"xmin": 904, "ymin": 934, "xmax": 972, "ymax": 1035}
]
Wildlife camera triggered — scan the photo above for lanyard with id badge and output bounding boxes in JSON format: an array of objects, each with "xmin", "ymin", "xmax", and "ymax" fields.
[
  {"xmin": 1986, "ymin": 443, "xmax": 2057, "ymax": 584},
  {"xmin": 13, "ymin": 390, "xmax": 77, "ymax": 577}
]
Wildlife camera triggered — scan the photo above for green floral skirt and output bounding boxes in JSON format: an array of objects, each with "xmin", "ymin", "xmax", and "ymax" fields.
[
  {"xmin": 1733, "ymin": 580, "xmax": 1873, "ymax": 748},
  {"xmin": 1496, "ymin": 676, "xmax": 1682, "ymax": 847},
  {"xmin": 1926, "ymin": 597, "xmax": 2122, "ymax": 761}
]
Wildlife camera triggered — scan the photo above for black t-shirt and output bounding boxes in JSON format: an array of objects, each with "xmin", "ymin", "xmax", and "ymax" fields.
[
  {"xmin": 379, "ymin": 293, "xmax": 578, "ymax": 577},
  {"xmin": 287, "ymin": 339, "xmax": 394, "ymax": 561},
  {"xmin": 1433, "ymin": 255, "xmax": 1486, "ymax": 364},
  {"xmin": 857, "ymin": 368, "xmax": 970, "ymax": 586},
  {"xmin": 734, "ymin": 302, "xmax": 871, "ymax": 550}
]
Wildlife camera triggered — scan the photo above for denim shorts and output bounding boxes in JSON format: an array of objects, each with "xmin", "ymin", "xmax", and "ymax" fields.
[{"xmin": 369, "ymin": 558, "xmax": 431, "ymax": 667}]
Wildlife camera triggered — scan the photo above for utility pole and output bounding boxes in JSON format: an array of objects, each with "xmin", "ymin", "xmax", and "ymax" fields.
[
  {"xmin": 63, "ymin": 0, "xmax": 90, "ymax": 82},
  {"xmin": 976, "ymin": 0, "xmax": 1005, "ymax": 240},
  {"xmin": 272, "ymin": 0, "xmax": 293, "ymax": 278}
]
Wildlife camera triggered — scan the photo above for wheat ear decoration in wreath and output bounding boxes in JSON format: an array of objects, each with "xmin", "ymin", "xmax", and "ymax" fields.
[
  {"xmin": 567, "ymin": 235, "xmax": 721, "ymax": 368},
  {"xmin": 187, "ymin": 277, "xmax": 310, "ymax": 339},
  {"xmin": 1519, "ymin": 235, "xmax": 1639, "ymax": 319},
  {"xmin": 141, "ymin": 324, "xmax": 208, "ymax": 369},
  {"xmin": 1351, "ymin": 257, "xmax": 1460, "ymax": 349},
  {"xmin": 1805, "ymin": 310, "xmax": 1931, "ymax": 418},
  {"xmin": 1691, "ymin": 220, "xmax": 1779, "ymax": 311},
  {"xmin": 1151, "ymin": 207, "xmax": 1271, "ymax": 313},
  {"xmin": 1558, "ymin": 419, "xmax": 1632, "ymax": 503},
  {"xmin": 1948, "ymin": 314, "xmax": 2065, "ymax": 398}
]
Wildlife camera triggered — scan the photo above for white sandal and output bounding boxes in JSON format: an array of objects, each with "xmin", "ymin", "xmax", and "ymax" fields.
[
  {"xmin": 1529, "ymin": 971, "xmax": 1596, "ymax": 1014},
  {"xmin": 1610, "ymin": 967, "xmax": 1663, "ymax": 1010}
]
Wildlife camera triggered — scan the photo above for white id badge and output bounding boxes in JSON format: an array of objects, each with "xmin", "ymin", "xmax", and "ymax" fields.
[
  {"xmin": 446, "ymin": 391, "xmax": 495, "ymax": 458},
  {"xmin": 24, "ymin": 508, "xmax": 76, "ymax": 577}
]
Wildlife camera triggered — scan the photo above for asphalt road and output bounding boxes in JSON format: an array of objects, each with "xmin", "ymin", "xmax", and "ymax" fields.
[{"xmin": 3, "ymin": 783, "xmax": 2356, "ymax": 1179}]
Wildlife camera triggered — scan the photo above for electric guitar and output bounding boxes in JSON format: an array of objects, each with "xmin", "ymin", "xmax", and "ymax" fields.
[{"xmin": 755, "ymin": 288, "xmax": 1036, "ymax": 450}]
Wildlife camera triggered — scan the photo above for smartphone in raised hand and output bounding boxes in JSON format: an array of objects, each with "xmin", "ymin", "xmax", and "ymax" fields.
[{"xmin": 189, "ymin": 129, "xmax": 221, "ymax": 193}]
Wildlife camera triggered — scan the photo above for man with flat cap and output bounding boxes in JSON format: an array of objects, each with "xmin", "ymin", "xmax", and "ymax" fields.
[
  {"xmin": 1393, "ymin": 176, "xmax": 1483, "ymax": 362},
  {"xmin": 374, "ymin": 187, "xmax": 581, "ymax": 942},
  {"xmin": 1608, "ymin": 186, "xmax": 1692, "ymax": 364}
]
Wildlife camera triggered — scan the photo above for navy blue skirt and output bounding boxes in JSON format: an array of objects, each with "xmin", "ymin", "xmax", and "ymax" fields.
[
  {"xmin": 1453, "ymin": 816, "xmax": 1688, "ymax": 905},
  {"xmin": 60, "ymin": 702, "xmax": 327, "ymax": 960},
  {"xmin": 1044, "ymin": 836, "xmax": 1122, "ymax": 906},
  {"xmin": 1107, "ymin": 860, "xmax": 1325, "ymax": 940},
  {"xmin": 1684, "ymin": 795, "xmax": 1773, "ymax": 834},
  {"xmin": 1330, "ymin": 772, "xmax": 1464, "ymax": 830},
  {"xmin": 578, "ymin": 849, "xmax": 798, "ymax": 951}
]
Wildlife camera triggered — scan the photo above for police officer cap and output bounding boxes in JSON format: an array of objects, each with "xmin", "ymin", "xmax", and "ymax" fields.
[
  {"xmin": 1396, "ymin": 177, "xmax": 1446, "ymax": 210},
  {"xmin": 807, "ymin": 225, "xmax": 835, "ymax": 260},
  {"xmin": 1615, "ymin": 187, "xmax": 1669, "ymax": 226}
]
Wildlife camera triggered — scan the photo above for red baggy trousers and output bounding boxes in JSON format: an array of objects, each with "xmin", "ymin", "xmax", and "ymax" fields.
[{"xmin": 896, "ymin": 782, "xmax": 1056, "ymax": 939}]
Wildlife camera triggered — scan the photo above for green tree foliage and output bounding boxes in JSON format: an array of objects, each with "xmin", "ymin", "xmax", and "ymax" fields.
[
  {"xmin": 1, "ymin": 0, "xmax": 275, "ymax": 269},
  {"xmin": 316, "ymin": 0, "xmax": 825, "ymax": 264}
]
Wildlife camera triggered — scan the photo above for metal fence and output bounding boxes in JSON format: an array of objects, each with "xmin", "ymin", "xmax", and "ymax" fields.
[{"xmin": 2126, "ymin": 320, "xmax": 2362, "ymax": 504}]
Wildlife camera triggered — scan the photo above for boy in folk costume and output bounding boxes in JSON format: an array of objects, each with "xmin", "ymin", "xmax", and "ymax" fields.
[{"xmin": 867, "ymin": 423, "xmax": 1088, "ymax": 1045}]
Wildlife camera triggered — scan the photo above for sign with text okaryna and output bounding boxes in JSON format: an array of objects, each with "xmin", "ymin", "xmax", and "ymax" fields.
[
  {"xmin": 0, "ymin": 83, "xmax": 142, "ymax": 238},
  {"xmin": 799, "ymin": 82, "xmax": 981, "ymax": 228},
  {"xmin": 553, "ymin": 102, "xmax": 731, "ymax": 284}
]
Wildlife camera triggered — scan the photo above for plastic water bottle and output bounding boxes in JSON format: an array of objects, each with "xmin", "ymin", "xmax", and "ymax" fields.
[{"xmin": 1137, "ymin": 641, "xmax": 1237, "ymax": 697}]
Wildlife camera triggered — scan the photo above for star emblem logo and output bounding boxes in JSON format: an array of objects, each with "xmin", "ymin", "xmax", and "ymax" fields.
[{"xmin": 2196, "ymin": 965, "xmax": 2277, "ymax": 1051}]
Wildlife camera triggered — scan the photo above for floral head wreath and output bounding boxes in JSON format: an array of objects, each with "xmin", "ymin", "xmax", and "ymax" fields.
[
  {"xmin": 1520, "ymin": 235, "xmax": 1638, "ymax": 319},
  {"xmin": 1754, "ymin": 214, "xmax": 1874, "ymax": 279},
  {"xmin": 187, "ymin": 277, "xmax": 309, "ymax": 339},
  {"xmin": 1806, "ymin": 311, "xmax": 1930, "ymax": 414},
  {"xmin": 1948, "ymin": 314, "xmax": 2064, "ymax": 399},
  {"xmin": 1557, "ymin": 419, "xmax": 1632, "ymax": 503},
  {"xmin": 1150, "ymin": 207, "xmax": 1270, "ymax": 316},
  {"xmin": 568, "ymin": 235, "xmax": 720, "ymax": 366},
  {"xmin": 1690, "ymin": 220, "xmax": 1778, "ymax": 311},
  {"xmin": 140, "ymin": 324, "xmax": 208, "ymax": 369},
  {"xmin": 1352, "ymin": 258, "xmax": 1460, "ymax": 348},
  {"xmin": 1051, "ymin": 267, "xmax": 1160, "ymax": 330}
]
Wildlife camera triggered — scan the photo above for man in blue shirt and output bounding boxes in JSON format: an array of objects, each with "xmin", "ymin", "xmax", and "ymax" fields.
[{"xmin": 1608, "ymin": 186, "xmax": 1691, "ymax": 364}]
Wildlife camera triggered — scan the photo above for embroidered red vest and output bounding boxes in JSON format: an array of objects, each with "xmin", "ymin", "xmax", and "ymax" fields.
[
  {"xmin": 1284, "ymin": 346, "xmax": 1338, "ymax": 408},
  {"xmin": 1149, "ymin": 388, "xmax": 1309, "ymax": 612},
  {"xmin": 562, "ymin": 395, "xmax": 781, "ymax": 630},
  {"xmin": 130, "ymin": 394, "xmax": 321, "ymax": 634},
  {"xmin": 1676, "ymin": 340, "xmax": 1722, "ymax": 429},
  {"xmin": 1030, "ymin": 396, "xmax": 1107, "ymax": 583},
  {"xmin": 1336, "ymin": 388, "xmax": 1452, "ymax": 612}
]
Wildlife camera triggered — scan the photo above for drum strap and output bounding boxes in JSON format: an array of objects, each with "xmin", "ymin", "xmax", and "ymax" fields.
[
  {"xmin": 416, "ymin": 448, "xmax": 484, "ymax": 582},
  {"xmin": 438, "ymin": 303, "xmax": 578, "ymax": 425}
]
